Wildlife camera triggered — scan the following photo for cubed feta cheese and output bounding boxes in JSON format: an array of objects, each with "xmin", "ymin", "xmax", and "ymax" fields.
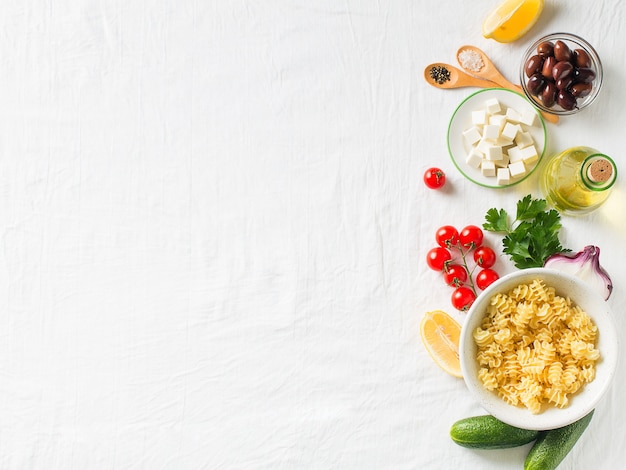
[
  {"xmin": 489, "ymin": 114, "xmax": 507, "ymax": 130},
  {"xmin": 483, "ymin": 124, "xmax": 501, "ymax": 141},
  {"xmin": 476, "ymin": 138, "xmax": 491, "ymax": 154},
  {"xmin": 471, "ymin": 110, "xmax": 488, "ymax": 126},
  {"xmin": 466, "ymin": 148, "xmax": 483, "ymax": 168},
  {"xmin": 509, "ymin": 161, "xmax": 527, "ymax": 178},
  {"xmin": 485, "ymin": 145, "xmax": 503, "ymax": 161},
  {"xmin": 520, "ymin": 109, "xmax": 539, "ymax": 127},
  {"xmin": 485, "ymin": 98, "xmax": 501, "ymax": 114},
  {"xmin": 505, "ymin": 107, "xmax": 521, "ymax": 123},
  {"xmin": 520, "ymin": 145, "xmax": 539, "ymax": 164},
  {"xmin": 463, "ymin": 126, "xmax": 482, "ymax": 146},
  {"xmin": 494, "ymin": 153, "xmax": 510, "ymax": 168},
  {"xmin": 496, "ymin": 168, "xmax": 511, "ymax": 185},
  {"xmin": 507, "ymin": 146, "xmax": 523, "ymax": 163},
  {"xmin": 515, "ymin": 131, "xmax": 534, "ymax": 149},
  {"xmin": 501, "ymin": 123, "xmax": 521, "ymax": 142},
  {"xmin": 481, "ymin": 160, "xmax": 496, "ymax": 177}
]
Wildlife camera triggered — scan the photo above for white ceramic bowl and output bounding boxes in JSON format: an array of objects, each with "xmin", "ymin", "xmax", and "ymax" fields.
[{"xmin": 460, "ymin": 268, "xmax": 618, "ymax": 431}]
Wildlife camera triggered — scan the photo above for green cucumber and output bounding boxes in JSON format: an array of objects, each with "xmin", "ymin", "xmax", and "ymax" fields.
[
  {"xmin": 524, "ymin": 410, "xmax": 594, "ymax": 470},
  {"xmin": 450, "ymin": 415, "xmax": 539, "ymax": 449}
]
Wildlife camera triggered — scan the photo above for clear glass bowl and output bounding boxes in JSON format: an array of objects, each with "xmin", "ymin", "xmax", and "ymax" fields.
[{"xmin": 520, "ymin": 33, "xmax": 603, "ymax": 115}]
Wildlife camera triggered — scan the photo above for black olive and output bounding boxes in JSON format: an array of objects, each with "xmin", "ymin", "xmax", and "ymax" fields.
[
  {"xmin": 574, "ymin": 68, "xmax": 596, "ymax": 84},
  {"xmin": 541, "ymin": 83, "xmax": 558, "ymax": 108},
  {"xmin": 570, "ymin": 82, "xmax": 593, "ymax": 98},
  {"xmin": 541, "ymin": 56, "xmax": 557, "ymax": 80},
  {"xmin": 557, "ymin": 90, "xmax": 578, "ymax": 110},
  {"xmin": 574, "ymin": 49, "xmax": 592, "ymax": 68},
  {"xmin": 526, "ymin": 73, "xmax": 546, "ymax": 96},
  {"xmin": 552, "ymin": 61, "xmax": 574, "ymax": 81},
  {"xmin": 537, "ymin": 41, "xmax": 554, "ymax": 58},
  {"xmin": 554, "ymin": 40, "xmax": 573, "ymax": 62},
  {"xmin": 525, "ymin": 55, "xmax": 544, "ymax": 78}
]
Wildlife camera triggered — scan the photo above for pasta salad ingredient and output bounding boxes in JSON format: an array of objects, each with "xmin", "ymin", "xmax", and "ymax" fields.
[
  {"xmin": 482, "ymin": 0, "xmax": 544, "ymax": 43},
  {"xmin": 483, "ymin": 195, "xmax": 569, "ymax": 269},
  {"xmin": 435, "ymin": 225, "xmax": 459, "ymax": 249},
  {"xmin": 524, "ymin": 411, "xmax": 593, "ymax": 470},
  {"xmin": 450, "ymin": 415, "xmax": 539, "ymax": 449},
  {"xmin": 420, "ymin": 310, "xmax": 462, "ymax": 378},
  {"xmin": 475, "ymin": 268, "xmax": 500, "ymax": 290},
  {"xmin": 474, "ymin": 279, "xmax": 600, "ymax": 414},
  {"xmin": 457, "ymin": 49, "xmax": 484, "ymax": 73},
  {"xmin": 424, "ymin": 167, "xmax": 446, "ymax": 189},
  {"xmin": 443, "ymin": 265, "xmax": 468, "ymax": 287},
  {"xmin": 544, "ymin": 246, "xmax": 613, "ymax": 300},
  {"xmin": 426, "ymin": 225, "xmax": 501, "ymax": 311},
  {"xmin": 452, "ymin": 287, "xmax": 477, "ymax": 311},
  {"xmin": 459, "ymin": 225, "xmax": 484, "ymax": 249},
  {"xmin": 426, "ymin": 247, "xmax": 452, "ymax": 271},
  {"xmin": 473, "ymin": 246, "xmax": 497, "ymax": 269}
]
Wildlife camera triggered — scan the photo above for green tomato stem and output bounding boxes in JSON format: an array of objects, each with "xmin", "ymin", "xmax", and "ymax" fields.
[{"xmin": 454, "ymin": 242, "xmax": 478, "ymax": 297}]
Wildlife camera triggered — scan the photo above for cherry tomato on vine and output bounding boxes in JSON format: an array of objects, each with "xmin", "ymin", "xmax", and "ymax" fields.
[
  {"xmin": 476, "ymin": 269, "xmax": 500, "ymax": 290},
  {"xmin": 426, "ymin": 247, "xmax": 452, "ymax": 271},
  {"xmin": 443, "ymin": 264, "xmax": 468, "ymax": 287},
  {"xmin": 459, "ymin": 225, "xmax": 484, "ymax": 249},
  {"xmin": 451, "ymin": 286, "xmax": 476, "ymax": 311},
  {"xmin": 435, "ymin": 225, "xmax": 459, "ymax": 249},
  {"xmin": 423, "ymin": 167, "xmax": 446, "ymax": 189},
  {"xmin": 473, "ymin": 246, "xmax": 497, "ymax": 269}
]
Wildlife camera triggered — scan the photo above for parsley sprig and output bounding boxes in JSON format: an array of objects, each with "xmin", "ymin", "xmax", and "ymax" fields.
[{"xmin": 483, "ymin": 195, "xmax": 570, "ymax": 269}]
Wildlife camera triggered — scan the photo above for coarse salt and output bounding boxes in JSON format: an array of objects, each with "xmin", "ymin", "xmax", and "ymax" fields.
[{"xmin": 458, "ymin": 49, "xmax": 484, "ymax": 73}]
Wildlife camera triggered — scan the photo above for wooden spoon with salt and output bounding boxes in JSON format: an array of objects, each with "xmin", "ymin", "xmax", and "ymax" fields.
[
  {"xmin": 424, "ymin": 62, "xmax": 500, "ymax": 90},
  {"xmin": 456, "ymin": 45, "xmax": 559, "ymax": 124}
]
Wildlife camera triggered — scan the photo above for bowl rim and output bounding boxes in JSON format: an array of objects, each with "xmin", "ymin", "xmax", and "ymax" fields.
[
  {"xmin": 519, "ymin": 32, "xmax": 604, "ymax": 116},
  {"xmin": 459, "ymin": 267, "xmax": 619, "ymax": 430}
]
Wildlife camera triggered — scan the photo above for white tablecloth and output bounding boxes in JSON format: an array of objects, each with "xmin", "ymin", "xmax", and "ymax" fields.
[{"xmin": 1, "ymin": 1, "xmax": 625, "ymax": 468}]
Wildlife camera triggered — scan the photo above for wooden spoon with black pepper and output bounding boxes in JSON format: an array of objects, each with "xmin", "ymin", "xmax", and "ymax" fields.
[{"xmin": 424, "ymin": 63, "xmax": 500, "ymax": 89}]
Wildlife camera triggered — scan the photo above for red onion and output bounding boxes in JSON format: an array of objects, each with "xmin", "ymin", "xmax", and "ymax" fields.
[{"xmin": 544, "ymin": 246, "xmax": 613, "ymax": 300}]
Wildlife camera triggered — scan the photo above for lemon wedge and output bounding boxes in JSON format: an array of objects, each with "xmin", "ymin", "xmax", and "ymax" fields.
[
  {"xmin": 420, "ymin": 310, "xmax": 463, "ymax": 378},
  {"xmin": 482, "ymin": 0, "xmax": 544, "ymax": 43}
]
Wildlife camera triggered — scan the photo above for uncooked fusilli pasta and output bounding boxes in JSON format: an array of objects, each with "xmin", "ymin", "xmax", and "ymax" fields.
[{"xmin": 473, "ymin": 279, "xmax": 599, "ymax": 414}]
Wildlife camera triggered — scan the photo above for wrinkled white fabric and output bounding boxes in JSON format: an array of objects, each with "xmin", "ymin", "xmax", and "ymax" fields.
[{"xmin": 0, "ymin": 1, "xmax": 624, "ymax": 468}]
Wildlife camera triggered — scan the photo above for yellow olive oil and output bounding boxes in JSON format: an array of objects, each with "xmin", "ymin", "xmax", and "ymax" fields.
[{"xmin": 541, "ymin": 146, "xmax": 617, "ymax": 215}]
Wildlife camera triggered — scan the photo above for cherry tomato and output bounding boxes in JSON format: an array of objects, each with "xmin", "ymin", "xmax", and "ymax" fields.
[
  {"xmin": 435, "ymin": 225, "xmax": 459, "ymax": 249},
  {"xmin": 476, "ymin": 269, "xmax": 500, "ymax": 290},
  {"xmin": 443, "ymin": 264, "xmax": 468, "ymax": 287},
  {"xmin": 473, "ymin": 246, "xmax": 497, "ymax": 269},
  {"xmin": 459, "ymin": 225, "xmax": 484, "ymax": 249},
  {"xmin": 424, "ymin": 167, "xmax": 446, "ymax": 189},
  {"xmin": 426, "ymin": 247, "xmax": 452, "ymax": 271},
  {"xmin": 451, "ymin": 286, "xmax": 476, "ymax": 311}
]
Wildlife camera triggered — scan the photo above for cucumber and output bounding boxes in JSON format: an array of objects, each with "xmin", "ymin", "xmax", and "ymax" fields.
[
  {"xmin": 524, "ymin": 410, "xmax": 594, "ymax": 470},
  {"xmin": 450, "ymin": 415, "xmax": 539, "ymax": 449}
]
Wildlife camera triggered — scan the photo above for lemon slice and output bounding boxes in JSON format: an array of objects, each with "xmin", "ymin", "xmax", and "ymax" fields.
[
  {"xmin": 483, "ymin": 0, "xmax": 544, "ymax": 43},
  {"xmin": 420, "ymin": 310, "xmax": 462, "ymax": 378}
]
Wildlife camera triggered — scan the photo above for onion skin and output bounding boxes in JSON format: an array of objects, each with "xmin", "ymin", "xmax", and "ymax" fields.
[{"xmin": 544, "ymin": 246, "xmax": 613, "ymax": 300}]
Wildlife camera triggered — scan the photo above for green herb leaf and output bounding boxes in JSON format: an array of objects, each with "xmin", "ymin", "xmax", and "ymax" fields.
[
  {"xmin": 484, "ymin": 196, "xmax": 569, "ymax": 269},
  {"xmin": 483, "ymin": 208, "xmax": 509, "ymax": 233},
  {"xmin": 515, "ymin": 195, "xmax": 547, "ymax": 221}
]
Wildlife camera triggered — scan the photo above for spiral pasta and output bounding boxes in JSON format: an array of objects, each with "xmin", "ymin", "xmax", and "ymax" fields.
[{"xmin": 473, "ymin": 279, "xmax": 599, "ymax": 414}]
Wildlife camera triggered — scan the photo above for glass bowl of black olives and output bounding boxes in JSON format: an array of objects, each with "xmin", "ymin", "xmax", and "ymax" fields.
[{"xmin": 520, "ymin": 33, "xmax": 603, "ymax": 115}]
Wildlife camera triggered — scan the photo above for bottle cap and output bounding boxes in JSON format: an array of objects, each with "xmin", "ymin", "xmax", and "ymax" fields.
[
  {"xmin": 587, "ymin": 158, "xmax": 613, "ymax": 183},
  {"xmin": 582, "ymin": 154, "xmax": 617, "ymax": 191}
]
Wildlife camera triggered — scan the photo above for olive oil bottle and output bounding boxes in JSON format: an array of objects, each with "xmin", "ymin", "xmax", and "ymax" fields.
[{"xmin": 541, "ymin": 146, "xmax": 617, "ymax": 215}]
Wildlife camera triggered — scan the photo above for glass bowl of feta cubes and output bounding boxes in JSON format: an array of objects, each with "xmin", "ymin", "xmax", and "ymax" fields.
[{"xmin": 447, "ymin": 88, "xmax": 547, "ymax": 188}]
